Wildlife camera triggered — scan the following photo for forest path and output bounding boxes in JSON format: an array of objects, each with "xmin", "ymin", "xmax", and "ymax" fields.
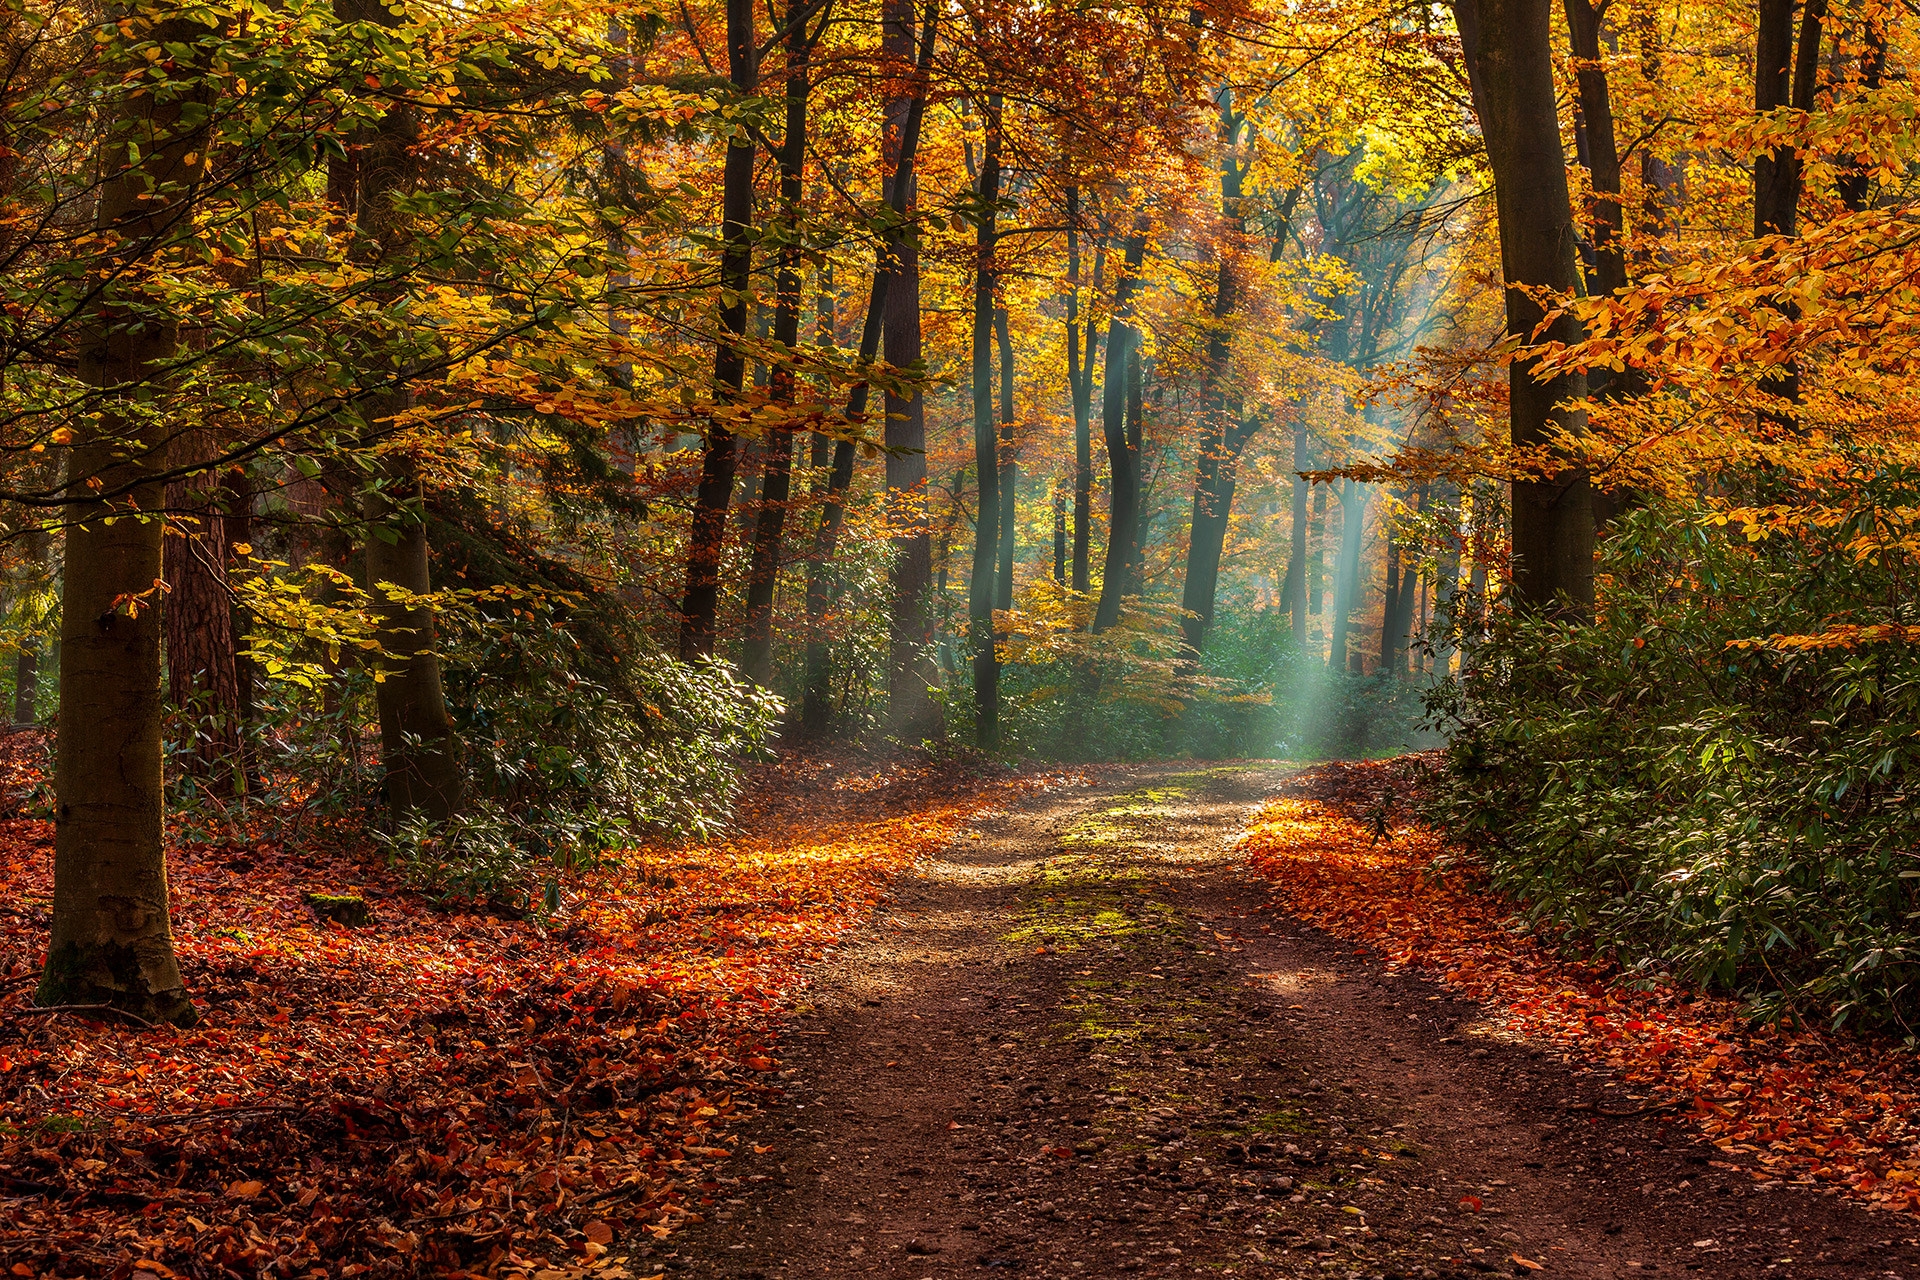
[{"xmin": 666, "ymin": 765, "xmax": 1920, "ymax": 1280}]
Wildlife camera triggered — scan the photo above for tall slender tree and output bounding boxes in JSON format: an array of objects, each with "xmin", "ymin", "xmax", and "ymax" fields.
[
  {"xmin": 678, "ymin": 0, "xmax": 759, "ymax": 659},
  {"xmin": 1092, "ymin": 218, "xmax": 1148, "ymax": 632},
  {"xmin": 969, "ymin": 92, "xmax": 1004, "ymax": 749}
]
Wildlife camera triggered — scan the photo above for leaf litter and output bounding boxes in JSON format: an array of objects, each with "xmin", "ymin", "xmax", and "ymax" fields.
[
  {"xmin": 1239, "ymin": 758, "xmax": 1920, "ymax": 1217},
  {"xmin": 0, "ymin": 740, "xmax": 1081, "ymax": 1279}
]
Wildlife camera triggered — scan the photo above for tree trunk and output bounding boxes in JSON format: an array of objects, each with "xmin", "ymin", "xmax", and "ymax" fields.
[
  {"xmin": 364, "ymin": 458, "xmax": 464, "ymax": 822},
  {"xmin": 1286, "ymin": 422, "xmax": 1308, "ymax": 644},
  {"xmin": 336, "ymin": 0, "xmax": 464, "ymax": 824},
  {"xmin": 741, "ymin": 0, "xmax": 813, "ymax": 686},
  {"xmin": 1454, "ymin": 0, "xmax": 1594, "ymax": 614},
  {"xmin": 164, "ymin": 455, "xmax": 242, "ymax": 794},
  {"xmin": 39, "ymin": 7, "xmax": 205, "ymax": 1027},
  {"xmin": 1179, "ymin": 96, "xmax": 1254, "ymax": 658},
  {"xmin": 1752, "ymin": 0, "xmax": 1825, "ymax": 428},
  {"xmin": 1327, "ymin": 481, "xmax": 1367, "ymax": 674},
  {"xmin": 678, "ymin": 0, "xmax": 758, "ymax": 659},
  {"xmin": 1836, "ymin": 16, "xmax": 1885, "ymax": 212},
  {"xmin": 13, "ymin": 522, "xmax": 47, "ymax": 724},
  {"xmin": 1065, "ymin": 188, "xmax": 1102, "ymax": 593},
  {"xmin": 994, "ymin": 304, "xmax": 1016, "ymax": 612},
  {"xmin": 1563, "ymin": 0, "xmax": 1626, "ymax": 301},
  {"xmin": 799, "ymin": 1, "xmax": 934, "ymax": 732},
  {"xmin": 1053, "ymin": 484, "xmax": 1067, "ymax": 582},
  {"xmin": 969, "ymin": 94, "xmax": 1003, "ymax": 750},
  {"xmin": 1092, "ymin": 220, "xmax": 1148, "ymax": 632}
]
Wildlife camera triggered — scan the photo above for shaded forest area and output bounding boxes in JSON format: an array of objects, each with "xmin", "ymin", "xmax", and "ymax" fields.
[{"xmin": 8, "ymin": 0, "xmax": 1920, "ymax": 1273}]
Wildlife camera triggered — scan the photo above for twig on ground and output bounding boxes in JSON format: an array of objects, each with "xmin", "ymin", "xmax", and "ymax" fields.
[
  {"xmin": 1561, "ymin": 1099, "xmax": 1686, "ymax": 1119},
  {"xmin": 8, "ymin": 1004, "xmax": 157, "ymax": 1029}
]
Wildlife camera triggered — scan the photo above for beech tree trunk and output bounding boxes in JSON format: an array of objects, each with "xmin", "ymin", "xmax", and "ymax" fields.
[
  {"xmin": 679, "ymin": 0, "xmax": 757, "ymax": 659},
  {"xmin": 39, "ymin": 7, "xmax": 206, "ymax": 1027},
  {"xmin": 1454, "ymin": 0, "xmax": 1594, "ymax": 613},
  {"xmin": 1092, "ymin": 221, "xmax": 1148, "ymax": 632},
  {"xmin": 969, "ymin": 95, "xmax": 1003, "ymax": 750}
]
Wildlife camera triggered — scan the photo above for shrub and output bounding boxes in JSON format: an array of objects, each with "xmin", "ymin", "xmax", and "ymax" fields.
[{"xmin": 1423, "ymin": 489, "xmax": 1920, "ymax": 1033}]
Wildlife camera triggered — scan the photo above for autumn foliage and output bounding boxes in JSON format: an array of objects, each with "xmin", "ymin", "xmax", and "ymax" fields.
[
  {"xmin": 1243, "ymin": 760, "xmax": 1920, "ymax": 1216},
  {"xmin": 0, "ymin": 745, "xmax": 1051, "ymax": 1279}
]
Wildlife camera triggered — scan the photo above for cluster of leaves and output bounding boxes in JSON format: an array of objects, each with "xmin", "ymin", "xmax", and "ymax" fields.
[
  {"xmin": 1240, "ymin": 759, "xmax": 1920, "ymax": 1215},
  {"xmin": 1422, "ymin": 488, "xmax": 1920, "ymax": 1033},
  {"xmin": 0, "ymin": 745, "xmax": 1057, "ymax": 1279}
]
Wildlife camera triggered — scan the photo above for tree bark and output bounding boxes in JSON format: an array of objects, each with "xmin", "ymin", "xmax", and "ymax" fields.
[
  {"xmin": 39, "ymin": 6, "xmax": 206, "ymax": 1027},
  {"xmin": 1092, "ymin": 220, "xmax": 1148, "ymax": 632},
  {"xmin": 1286, "ymin": 422, "xmax": 1308, "ymax": 644},
  {"xmin": 741, "ymin": 0, "xmax": 815, "ymax": 686},
  {"xmin": 678, "ymin": 0, "xmax": 758, "ymax": 659},
  {"xmin": 1179, "ymin": 94, "xmax": 1254, "ymax": 659},
  {"xmin": 993, "ymin": 304, "xmax": 1016, "ymax": 613},
  {"xmin": 164, "ymin": 454, "xmax": 242, "ymax": 794},
  {"xmin": 336, "ymin": 0, "xmax": 464, "ymax": 824},
  {"xmin": 969, "ymin": 95, "xmax": 1003, "ymax": 750},
  {"xmin": 1454, "ymin": 0, "xmax": 1594, "ymax": 614},
  {"xmin": 13, "ymin": 522, "xmax": 47, "ymax": 724},
  {"xmin": 799, "ymin": 1, "xmax": 934, "ymax": 732},
  {"xmin": 879, "ymin": 0, "xmax": 940, "ymax": 742},
  {"xmin": 1065, "ymin": 188, "xmax": 1101, "ymax": 593},
  {"xmin": 1752, "ymin": 0, "xmax": 1825, "ymax": 427},
  {"xmin": 1327, "ymin": 480, "xmax": 1367, "ymax": 674}
]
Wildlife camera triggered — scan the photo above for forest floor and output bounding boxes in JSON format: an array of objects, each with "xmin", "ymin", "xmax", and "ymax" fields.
[{"xmin": 667, "ymin": 763, "xmax": 1920, "ymax": 1280}]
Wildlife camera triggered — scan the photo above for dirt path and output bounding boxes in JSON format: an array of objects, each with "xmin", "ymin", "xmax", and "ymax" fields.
[{"xmin": 658, "ymin": 766, "xmax": 1920, "ymax": 1280}]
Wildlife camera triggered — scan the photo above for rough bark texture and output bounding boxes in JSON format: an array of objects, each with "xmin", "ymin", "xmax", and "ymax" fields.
[
  {"xmin": 1092, "ymin": 223, "xmax": 1148, "ymax": 633},
  {"xmin": 164, "ymin": 457, "xmax": 242, "ymax": 793},
  {"xmin": 1456, "ymin": 0, "xmax": 1594, "ymax": 614},
  {"xmin": 678, "ymin": 0, "xmax": 757, "ymax": 660},
  {"xmin": 39, "ymin": 8, "xmax": 205, "ymax": 1027}
]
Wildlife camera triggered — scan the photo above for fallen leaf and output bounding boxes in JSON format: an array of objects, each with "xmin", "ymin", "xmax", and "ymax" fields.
[
  {"xmin": 1511, "ymin": 1255, "xmax": 1543, "ymax": 1271},
  {"xmin": 583, "ymin": 1220, "xmax": 614, "ymax": 1246}
]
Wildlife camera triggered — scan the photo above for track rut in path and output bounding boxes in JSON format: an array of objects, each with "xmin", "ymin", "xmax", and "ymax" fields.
[{"xmin": 660, "ymin": 765, "xmax": 1920, "ymax": 1280}]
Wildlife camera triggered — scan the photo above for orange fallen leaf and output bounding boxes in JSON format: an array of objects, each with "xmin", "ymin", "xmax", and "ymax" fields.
[
  {"xmin": 1511, "ymin": 1255, "xmax": 1544, "ymax": 1271},
  {"xmin": 582, "ymin": 1220, "xmax": 614, "ymax": 1246}
]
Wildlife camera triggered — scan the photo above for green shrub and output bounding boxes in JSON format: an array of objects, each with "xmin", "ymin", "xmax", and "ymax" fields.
[{"xmin": 1424, "ymin": 489, "xmax": 1920, "ymax": 1033}]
